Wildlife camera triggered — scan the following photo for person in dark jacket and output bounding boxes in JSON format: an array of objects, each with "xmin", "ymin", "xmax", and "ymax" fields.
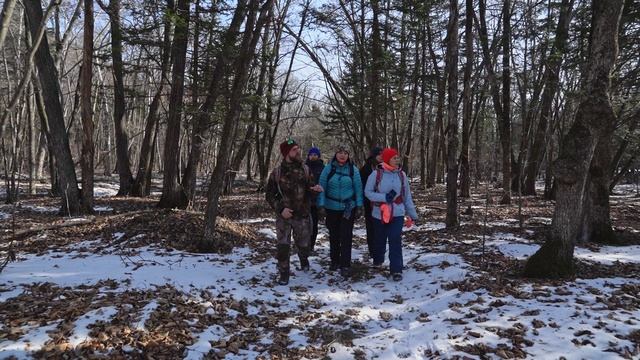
[
  {"xmin": 305, "ymin": 147, "xmax": 325, "ymax": 252},
  {"xmin": 317, "ymin": 144, "xmax": 364, "ymax": 278},
  {"xmin": 266, "ymin": 139, "xmax": 323, "ymax": 285},
  {"xmin": 360, "ymin": 146, "xmax": 383, "ymax": 260}
]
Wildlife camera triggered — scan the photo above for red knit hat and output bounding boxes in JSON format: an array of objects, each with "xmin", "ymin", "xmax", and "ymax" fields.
[
  {"xmin": 382, "ymin": 148, "xmax": 399, "ymax": 165},
  {"xmin": 280, "ymin": 138, "xmax": 299, "ymax": 156}
]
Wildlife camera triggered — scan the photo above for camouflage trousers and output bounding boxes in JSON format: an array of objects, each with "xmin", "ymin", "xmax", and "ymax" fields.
[{"xmin": 275, "ymin": 216, "xmax": 311, "ymax": 273}]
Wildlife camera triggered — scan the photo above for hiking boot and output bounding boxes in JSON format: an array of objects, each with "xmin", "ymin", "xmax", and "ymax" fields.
[
  {"xmin": 278, "ymin": 271, "xmax": 290, "ymax": 285},
  {"xmin": 340, "ymin": 267, "xmax": 351, "ymax": 278},
  {"xmin": 300, "ymin": 258, "xmax": 310, "ymax": 272},
  {"xmin": 329, "ymin": 263, "xmax": 339, "ymax": 271},
  {"xmin": 391, "ymin": 273, "xmax": 403, "ymax": 281}
]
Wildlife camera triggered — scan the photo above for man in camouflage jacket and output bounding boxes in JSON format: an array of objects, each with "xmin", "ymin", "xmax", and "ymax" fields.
[{"xmin": 266, "ymin": 139, "xmax": 323, "ymax": 285}]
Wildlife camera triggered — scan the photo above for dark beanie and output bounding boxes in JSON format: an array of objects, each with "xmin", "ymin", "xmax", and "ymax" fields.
[
  {"xmin": 280, "ymin": 139, "xmax": 298, "ymax": 156},
  {"xmin": 370, "ymin": 146, "xmax": 383, "ymax": 158}
]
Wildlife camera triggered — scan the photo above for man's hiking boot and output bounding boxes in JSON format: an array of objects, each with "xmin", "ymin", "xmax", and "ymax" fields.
[
  {"xmin": 329, "ymin": 263, "xmax": 339, "ymax": 271},
  {"xmin": 278, "ymin": 271, "xmax": 290, "ymax": 286},
  {"xmin": 340, "ymin": 267, "xmax": 351, "ymax": 278},
  {"xmin": 392, "ymin": 273, "xmax": 403, "ymax": 281}
]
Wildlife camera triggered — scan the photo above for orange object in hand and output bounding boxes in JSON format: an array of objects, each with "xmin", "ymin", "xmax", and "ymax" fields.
[
  {"xmin": 380, "ymin": 203, "xmax": 392, "ymax": 224},
  {"xmin": 404, "ymin": 217, "xmax": 414, "ymax": 228}
]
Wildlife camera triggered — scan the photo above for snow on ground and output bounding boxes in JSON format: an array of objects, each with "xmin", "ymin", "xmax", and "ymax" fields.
[
  {"xmin": 1, "ymin": 218, "xmax": 639, "ymax": 358},
  {"xmin": 94, "ymin": 182, "xmax": 120, "ymax": 197}
]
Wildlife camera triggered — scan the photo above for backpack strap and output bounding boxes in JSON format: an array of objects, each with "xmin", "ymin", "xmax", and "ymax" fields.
[{"xmin": 373, "ymin": 169, "xmax": 406, "ymax": 207}]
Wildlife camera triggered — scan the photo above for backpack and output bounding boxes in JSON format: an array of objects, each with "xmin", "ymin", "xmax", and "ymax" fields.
[
  {"xmin": 374, "ymin": 168, "xmax": 406, "ymax": 205},
  {"xmin": 325, "ymin": 163, "xmax": 356, "ymax": 203},
  {"xmin": 273, "ymin": 164, "xmax": 310, "ymax": 199}
]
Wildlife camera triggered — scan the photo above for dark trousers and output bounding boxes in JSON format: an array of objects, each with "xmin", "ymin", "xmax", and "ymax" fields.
[
  {"xmin": 364, "ymin": 201, "xmax": 375, "ymax": 258},
  {"xmin": 372, "ymin": 216, "xmax": 404, "ymax": 274},
  {"xmin": 309, "ymin": 206, "xmax": 319, "ymax": 251},
  {"xmin": 326, "ymin": 209, "xmax": 355, "ymax": 269}
]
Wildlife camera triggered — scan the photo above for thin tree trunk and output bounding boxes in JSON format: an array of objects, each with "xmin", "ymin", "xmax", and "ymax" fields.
[
  {"xmin": 99, "ymin": 0, "xmax": 134, "ymax": 195},
  {"xmin": 80, "ymin": 0, "xmax": 94, "ymax": 213},
  {"xmin": 459, "ymin": 0, "xmax": 473, "ymax": 198},
  {"xmin": 182, "ymin": 0, "xmax": 249, "ymax": 202},
  {"xmin": 202, "ymin": 0, "xmax": 273, "ymax": 251},
  {"xmin": 131, "ymin": 0, "xmax": 174, "ymax": 197},
  {"xmin": 445, "ymin": 0, "xmax": 459, "ymax": 228},
  {"xmin": 426, "ymin": 23, "xmax": 444, "ymax": 188},
  {"xmin": 158, "ymin": 0, "xmax": 191, "ymax": 209},
  {"xmin": 523, "ymin": 0, "xmax": 575, "ymax": 195},
  {"xmin": 499, "ymin": 0, "xmax": 512, "ymax": 205},
  {"xmin": 0, "ymin": 0, "xmax": 18, "ymax": 50},
  {"xmin": 524, "ymin": 0, "xmax": 624, "ymax": 278}
]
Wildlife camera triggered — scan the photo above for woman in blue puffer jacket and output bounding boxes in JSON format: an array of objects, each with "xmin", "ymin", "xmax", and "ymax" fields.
[
  {"xmin": 317, "ymin": 144, "xmax": 363, "ymax": 278},
  {"xmin": 364, "ymin": 147, "xmax": 419, "ymax": 281}
]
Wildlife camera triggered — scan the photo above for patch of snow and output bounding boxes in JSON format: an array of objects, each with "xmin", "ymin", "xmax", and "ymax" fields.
[
  {"xmin": 237, "ymin": 218, "xmax": 272, "ymax": 224},
  {"xmin": 576, "ymin": 245, "xmax": 640, "ymax": 265},
  {"xmin": 185, "ymin": 325, "xmax": 226, "ymax": 360},
  {"xmin": 20, "ymin": 204, "xmax": 59, "ymax": 213},
  {"xmin": 69, "ymin": 307, "xmax": 118, "ymax": 347},
  {"xmin": 257, "ymin": 228, "xmax": 276, "ymax": 239},
  {"xmin": 134, "ymin": 301, "xmax": 159, "ymax": 330}
]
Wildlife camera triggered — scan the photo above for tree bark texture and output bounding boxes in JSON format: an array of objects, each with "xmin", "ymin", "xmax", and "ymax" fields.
[{"xmin": 524, "ymin": 0, "xmax": 624, "ymax": 278}]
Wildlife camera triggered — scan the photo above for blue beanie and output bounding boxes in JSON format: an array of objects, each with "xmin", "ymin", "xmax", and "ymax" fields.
[{"xmin": 308, "ymin": 147, "xmax": 321, "ymax": 157}]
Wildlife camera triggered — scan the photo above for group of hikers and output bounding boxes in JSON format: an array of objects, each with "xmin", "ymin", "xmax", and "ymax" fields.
[{"xmin": 265, "ymin": 139, "xmax": 419, "ymax": 285}]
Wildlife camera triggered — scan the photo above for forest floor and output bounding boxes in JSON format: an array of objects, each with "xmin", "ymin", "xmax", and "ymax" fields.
[{"xmin": 1, "ymin": 177, "xmax": 640, "ymax": 359}]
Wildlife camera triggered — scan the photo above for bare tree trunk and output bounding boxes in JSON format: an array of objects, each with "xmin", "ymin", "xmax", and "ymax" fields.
[
  {"xmin": 583, "ymin": 132, "xmax": 616, "ymax": 244},
  {"xmin": 24, "ymin": 0, "xmax": 81, "ymax": 214},
  {"xmin": 158, "ymin": 0, "xmax": 191, "ymax": 209},
  {"xmin": 131, "ymin": 0, "xmax": 174, "ymax": 197},
  {"xmin": 202, "ymin": 0, "xmax": 273, "ymax": 251},
  {"xmin": 426, "ymin": 23, "xmax": 444, "ymax": 188},
  {"xmin": 0, "ymin": 0, "xmax": 18, "ymax": 50},
  {"xmin": 369, "ymin": 0, "xmax": 382, "ymax": 146},
  {"xmin": 459, "ymin": 0, "xmax": 473, "ymax": 198},
  {"xmin": 182, "ymin": 0, "xmax": 248, "ymax": 202},
  {"xmin": 523, "ymin": 0, "xmax": 575, "ymax": 195},
  {"xmin": 524, "ymin": 0, "xmax": 624, "ymax": 278},
  {"xmin": 99, "ymin": 0, "xmax": 134, "ymax": 195},
  {"xmin": 445, "ymin": 0, "xmax": 459, "ymax": 228},
  {"xmin": 499, "ymin": 0, "xmax": 512, "ymax": 205},
  {"xmin": 80, "ymin": 0, "xmax": 94, "ymax": 213}
]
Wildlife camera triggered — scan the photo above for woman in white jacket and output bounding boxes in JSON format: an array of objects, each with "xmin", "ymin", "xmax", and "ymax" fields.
[{"xmin": 364, "ymin": 148, "xmax": 419, "ymax": 281}]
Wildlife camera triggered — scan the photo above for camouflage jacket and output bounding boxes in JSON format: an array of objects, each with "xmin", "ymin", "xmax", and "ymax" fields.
[{"xmin": 265, "ymin": 160, "xmax": 315, "ymax": 218}]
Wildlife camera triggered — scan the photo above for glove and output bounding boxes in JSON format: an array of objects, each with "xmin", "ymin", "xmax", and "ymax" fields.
[
  {"xmin": 353, "ymin": 207, "xmax": 363, "ymax": 220},
  {"xmin": 385, "ymin": 190, "xmax": 397, "ymax": 203}
]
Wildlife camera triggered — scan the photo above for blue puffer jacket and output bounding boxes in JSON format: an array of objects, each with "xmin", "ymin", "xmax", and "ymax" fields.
[
  {"xmin": 317, "ymin": 160, "xmax": 364, "ymax": 211},
  {"xmin": 364, "ymin": 166, "xmax": 418, "ymax": 220}
]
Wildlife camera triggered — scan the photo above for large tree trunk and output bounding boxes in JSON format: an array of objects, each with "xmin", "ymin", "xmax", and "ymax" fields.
[
  {"xmin": 459, "ymin": 0, "xmax": 473, "ymax": 198},
  {"xmin": 101, "ymin": 0, "xmax": 134, "ymax": 195},
  {"xmin": 158, "ymin": 0, "xmax": 191, "ymax": 209},
  {"xmin": 523, "ymin": 0, "xmax": 575, "ymax": 195},
  {"xmin": 524, "ymin": 0, "xmax": 624, "ymax": 278},
  {"xmin": 182, "ymin": 0, "xmax": 248, "ymax": 203},
  {"xmin": 131, "ymin": 0, "xmax": 174, "ymax": 197},
  {"xmin": 202, "ymin": 0, "xmax": 273, "ymax": 251},
  {"xmin": 80, "ymin": 0, "xmax": 94, "ymax": 213},
  {"xmin": 444, "ymin": 0, "xmax": 459, "ymax": 228},
  {"xmin": 24, "ymin": 0, "xmax": 81, "ymax": 215}
]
